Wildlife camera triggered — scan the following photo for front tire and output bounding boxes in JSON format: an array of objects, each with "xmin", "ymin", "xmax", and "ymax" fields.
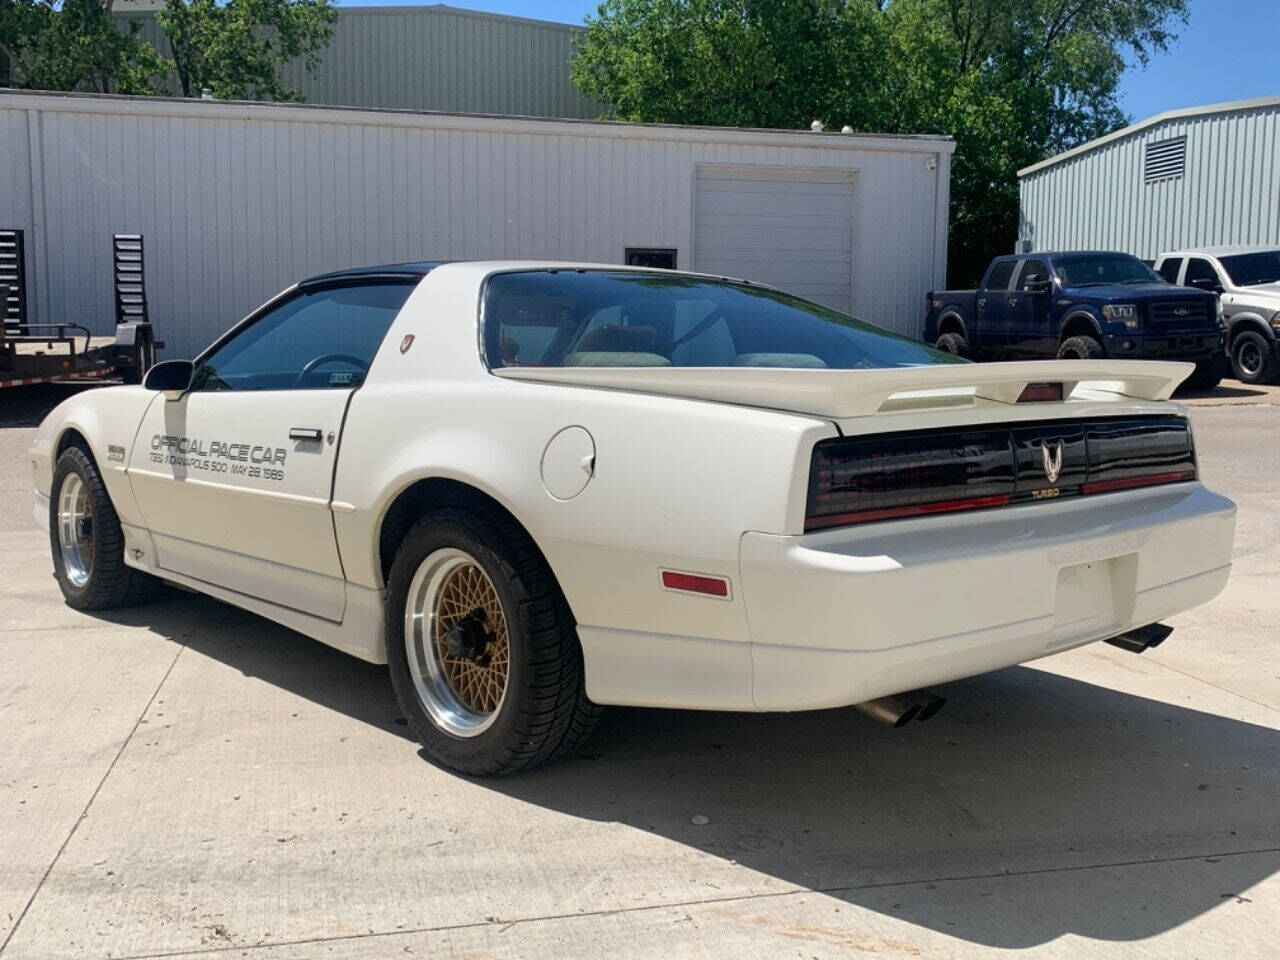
[
  {"xmin": 1057, "ymin": 335, "xmax": 1105, "ymax": 360},
  {"xmin": 1231, "ymin": 330, "xmax": 1279, "ymax": 385},
  {"xmin": 385, "ymin": 507, "xmax": 600, "ymax": 775},
  {"xmin": 1180, "ymin": 356, "xmax": 1226, "ymax": 392},
  {"xmin": 50, "ymin": 447, "xmax": 160, "ymax": 610}
]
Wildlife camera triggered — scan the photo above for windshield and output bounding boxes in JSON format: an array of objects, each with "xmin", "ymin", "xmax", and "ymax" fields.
[
  {"xmin": 1055, "ymin": 255, "xmax": 1163, "ymax": 287},
  {"xmin": 1219, "ymin": 251, "xmax": 1280, "ymax": 287},
  {"xmin": 482, "ymin": 271, "xmax": 966, "ymax": 370}
]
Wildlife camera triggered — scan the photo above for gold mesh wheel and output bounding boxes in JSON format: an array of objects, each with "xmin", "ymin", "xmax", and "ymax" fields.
[{"xmin": 404, "ymin": 548, "xmax": 511, "ymax": 737}]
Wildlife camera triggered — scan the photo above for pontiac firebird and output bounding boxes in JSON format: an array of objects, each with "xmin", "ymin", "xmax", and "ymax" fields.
[{"xmin": 30, "ymin": 261, "xmax": 1237, "ymax": 774}]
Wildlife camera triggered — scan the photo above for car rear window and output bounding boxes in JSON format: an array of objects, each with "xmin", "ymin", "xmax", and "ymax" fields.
[{"xmin": 482, "ymin": 270, "xmax": 964, "ymax": 370}]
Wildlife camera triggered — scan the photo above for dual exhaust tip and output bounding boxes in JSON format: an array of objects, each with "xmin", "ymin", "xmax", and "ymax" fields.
[
  {"xmin": 854, "ymin": 623, "xmax": 1173, "ymax": 728},
  {"xmin": 855, "ymin": 689, "xmax": 946, "ymax": 728}
]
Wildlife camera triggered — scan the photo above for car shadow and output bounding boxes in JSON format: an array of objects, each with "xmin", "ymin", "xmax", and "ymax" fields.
[
  {"xmin": 95, "ymin": 589, "xmax": 1279, "ymax": 949},
  {"xmin": 1176, "ymin": 382, "xmax": 1268, "ymax": 400}
]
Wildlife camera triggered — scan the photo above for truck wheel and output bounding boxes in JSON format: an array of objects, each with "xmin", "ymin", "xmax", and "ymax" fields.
[
  {"xmin": 935, "ymin": 332, "xmax": 969, "ymax": 357},
  {"xmin": 50, "ymin": 447, "xmax": 160, "ymax": 610},
  {"xmin": 1231, "ymin": 330, "xmax": 1279, "ymax": 385},
  {"xmin": 1180, "ymin": 357, "xmax": 1225, "ymax": 392},
  {"xmin": 1057, "ymin": 336, "xmax": 1105, "ymax": 360},
  {"xmin": 385, "ymin": 507, "xmax": 601, "ymax": 775}
]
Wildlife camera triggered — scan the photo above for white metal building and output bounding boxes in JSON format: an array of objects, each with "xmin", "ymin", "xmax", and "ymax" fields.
[
  {"xmin": 1, "ymin": 91, "xmax": 953, "ymax": 359},
  {"xmin": 1018, "ymin": 95, "xmax": 1280, "ymax": 259}
]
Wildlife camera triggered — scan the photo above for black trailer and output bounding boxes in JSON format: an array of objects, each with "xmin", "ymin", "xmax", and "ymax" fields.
[{"xmin": 1, "ymin": 231, "xmax": 160, "ymax": 390}]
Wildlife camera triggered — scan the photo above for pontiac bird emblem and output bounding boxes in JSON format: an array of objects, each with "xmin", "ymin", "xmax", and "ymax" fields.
[
  {"xmin": 400, "ymin": 334, "xmax": 415, "ymax": 354},
  {"xmin": 1040, "ymin": 440, "xmax": 1064, "ymax": 484}
]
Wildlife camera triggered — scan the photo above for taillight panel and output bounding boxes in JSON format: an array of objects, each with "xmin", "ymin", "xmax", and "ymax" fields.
[{"xmin": 806, "ymin": 416, "xmax": 1195, "ymax": 532}]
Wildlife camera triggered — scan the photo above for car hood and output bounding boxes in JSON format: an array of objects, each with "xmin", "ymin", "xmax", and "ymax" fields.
[
  {"xmin": 494, "ymin": 360, "xmax": 1193, "ymax": 420},
  {"xmin": 1059, "ymin": 282, "xmax": 1208, "ymax": 301}
]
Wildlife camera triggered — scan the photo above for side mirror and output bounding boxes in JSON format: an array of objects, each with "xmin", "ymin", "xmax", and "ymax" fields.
[
  {"xmin": 1025, "ymin": 275, "xmax": 1051, "ymax": 295},
  {"xmin": 1189, "ymin": 277, "xmax": 1223, "ymax": 294},
  {"xmin": 143, "ymin": 359, "xmax": 194, "ymax": 400}
]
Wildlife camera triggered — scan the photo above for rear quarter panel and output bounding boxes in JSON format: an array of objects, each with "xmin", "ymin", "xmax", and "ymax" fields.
[{"xmin": 333, "ymin": 376, "xmax": 834, "ymax": 645}]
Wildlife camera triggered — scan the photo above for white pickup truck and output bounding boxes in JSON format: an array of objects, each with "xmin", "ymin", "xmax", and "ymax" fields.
[
  {"xmin": 1156, "ymin": 246, "xmax": 1280, "ymax": 384},
  {"xmin": 32, "ymin": 261, "xmax": 1237, "ymax": 774}
]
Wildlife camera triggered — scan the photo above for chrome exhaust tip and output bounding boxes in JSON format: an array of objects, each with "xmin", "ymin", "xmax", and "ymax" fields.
[
  {"xmin": 1104, "ymin": 622, "xmax": 1173, "ymax": 654},
  {"xmin": 855, "ymin": 689, "xmax": 946, "ymax": 727}
]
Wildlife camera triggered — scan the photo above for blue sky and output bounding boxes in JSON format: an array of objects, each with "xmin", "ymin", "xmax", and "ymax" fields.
[{"xmin": 349, "ymin": 0, "xmax": 1278, "ymax": 122}]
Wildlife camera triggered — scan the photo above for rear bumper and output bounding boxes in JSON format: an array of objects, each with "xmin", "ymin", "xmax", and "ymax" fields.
[
  {"xmin": 739, "ymin": 483, "xmax": 1235, "ymax": 710},
  {"xmin": 1104, "ymin": 332, "xmax": 1223, "ymax": 360}
]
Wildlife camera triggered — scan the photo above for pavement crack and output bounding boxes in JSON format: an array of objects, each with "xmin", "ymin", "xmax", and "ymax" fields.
[
  {"xmin": 108, "ymin": 846, "xmax": 1280, "ymax": 960},
  {"xmin": 0, "ymin": 642, "xmax": 187, "ymax": 957}
]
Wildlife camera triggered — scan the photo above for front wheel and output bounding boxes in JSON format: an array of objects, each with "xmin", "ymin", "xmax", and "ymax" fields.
[
  {"xmin": 1057, "ymin": 335, "xmax": 1105, "ymax": 360},
  {"xmin": 49, "ymin": 447, "xmax": 160, "ymax": 609},
  {"xmin": 385, "ymin": 507, "xmax": 600, "ymax": 775},
  {"xmin": 1180, "ymin": 357, "xmax": 1226, "ymax": 392}
]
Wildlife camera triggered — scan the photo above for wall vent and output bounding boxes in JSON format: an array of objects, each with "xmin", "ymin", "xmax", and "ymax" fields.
[{"xmin": 1144, "ymin": 136, "xmax": 1186, "ymax": 184}]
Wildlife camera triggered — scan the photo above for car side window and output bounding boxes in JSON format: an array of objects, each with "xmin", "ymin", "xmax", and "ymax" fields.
[
  {"xmin": 190, "ymin": 281, "xmax": 416, "ymax": 392},
  {"xmin": 1184, "ymin": 258, "xmax": 1220, "ymax": 288},
  {"xmin": 1157, "ymin": 258, "xmax": 1183, "ymax": 284},
  {"xmin": 985, "ymin": 260, "xmax": 1016, "ymax": 291},
  {"xmin": 1016, "ymin": 259, "xmax": 1051, "ymax": 291}
]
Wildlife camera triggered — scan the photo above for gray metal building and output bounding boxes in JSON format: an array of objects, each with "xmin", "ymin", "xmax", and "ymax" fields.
[
  {"xmin": 120, "ymin": 3, "xmax": 600, "ymax": 120},
  {"xmin": 1018, "ymin": 95, "xmax": 1280, "ymax": 259},
  {"xmin": 0, "ymin": 91, "xmax": 954, "ymax": 359}
]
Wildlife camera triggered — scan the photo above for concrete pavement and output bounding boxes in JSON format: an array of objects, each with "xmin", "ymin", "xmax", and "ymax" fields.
[{"xmin": 1, "ymin": 384, "xmax": 1277, "ymax": 959}]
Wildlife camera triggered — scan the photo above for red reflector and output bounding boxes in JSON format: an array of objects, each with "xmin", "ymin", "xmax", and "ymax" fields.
[
  {"xmin": 661, "ymin": 570, "xmax": 730, "ymax": 598},
  {"xmin": 1081, "ymin": 471, "xmax": 1196, "ymax": 495},
  {"xmin": 1017, "ymin": 382, "xmax": 1064, "ymax": 403},
  {"xmin": 805, "ymin": 493, "xmax": 1011, "ymax": 531}
]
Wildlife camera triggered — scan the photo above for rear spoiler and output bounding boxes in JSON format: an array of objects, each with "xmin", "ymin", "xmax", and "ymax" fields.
[{"xmin": 494, "ymin": 360, "xmax": 1193, "ymax": 419}]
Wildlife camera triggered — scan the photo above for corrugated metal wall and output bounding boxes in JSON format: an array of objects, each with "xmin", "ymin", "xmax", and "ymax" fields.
[
  {"xmin": 0, "ymin": 92, "xmax": 952, "ymax": 359},
  {"xmin": 1019, "ymin": 100, "xmax": 1280, "ymax": 258},
  {"xmin": 124, "ymin": 5, "xmax": 600, "ymax": 119}
]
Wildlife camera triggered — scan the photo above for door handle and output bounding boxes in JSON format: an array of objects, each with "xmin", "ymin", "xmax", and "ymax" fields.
[
  {"xmin": 289, "ymin": 427, "xmax": 323, "ymax": 442},
  {"xmin": 1008, "ymin": 297, "xmax": 1019, "ymax": 306}
]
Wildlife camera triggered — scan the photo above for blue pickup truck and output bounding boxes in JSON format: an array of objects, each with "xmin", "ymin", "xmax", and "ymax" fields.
[{"xmin": 923, "ymin": 251, "xmax": 1226, "ymax": 389}]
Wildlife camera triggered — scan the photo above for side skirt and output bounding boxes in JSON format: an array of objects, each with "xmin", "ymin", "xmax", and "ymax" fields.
[{"xmin": 121, "ymin": 522, "xmax": 387, "ymax": 664}]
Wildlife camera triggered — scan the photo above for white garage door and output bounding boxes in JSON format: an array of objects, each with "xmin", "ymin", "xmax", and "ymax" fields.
[{"xmin": 694, "ymin": 165, "xmax": 854, "ymax": 313}]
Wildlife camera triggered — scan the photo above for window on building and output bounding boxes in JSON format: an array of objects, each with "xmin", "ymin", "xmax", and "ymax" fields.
[
  {"xmin": 624, "ymin": 248, "xmax": 677, "ymax": 269},
  {"xmin": 1157, "ymin": 258, "xmax": 1183, "ymax": 284},
  {"xmin": 1144, "ymin": 136, "xmax": 1187, "ymax": 184}
]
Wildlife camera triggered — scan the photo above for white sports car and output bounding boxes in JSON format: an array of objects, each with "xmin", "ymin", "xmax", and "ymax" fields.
[{"xmin": 31, "ymin": 261, "xmax": 1237, "ymax": 773}]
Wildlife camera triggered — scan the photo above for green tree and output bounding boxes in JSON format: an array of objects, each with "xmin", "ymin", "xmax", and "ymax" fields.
[
  {"xmin": 572, "ymin": 0, "xmax": 1189, "ymax": 286},
  {"xmin": 1, "ymin": 0, "xmax": 168, "ymax": 94},
  {"xmin": 156, "ymin": 0, "xmax": 337, "ymax": 101}
]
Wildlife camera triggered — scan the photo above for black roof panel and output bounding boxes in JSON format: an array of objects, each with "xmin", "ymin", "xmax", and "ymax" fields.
[{"xmin": 299, "ymin": 260, "xmax": 445, "ymax": 285}]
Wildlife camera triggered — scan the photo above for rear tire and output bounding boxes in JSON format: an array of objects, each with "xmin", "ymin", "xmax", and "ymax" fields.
[
  {"xmin": 1057, "ymin": 335, "xmax": 1105, "ymax": 360},
  {"xmin": 1231, "ymin": 330, "xmax": 1279, "ymax": 385},
  {"xmin": 49, "ymin": 447, "xmax": 160, "ymax": 610},
  {"xmin": 385, "ymin": 507, "xmax": 600, "ymax": 775},
  {"xmin": 935, "ymin": 331, "xmax": 969, "ymax": 358}
]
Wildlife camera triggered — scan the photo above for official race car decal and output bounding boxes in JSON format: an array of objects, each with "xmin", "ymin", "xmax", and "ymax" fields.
[{"xmin": 150, "ymin": 434, "xmax": 288, "ymax": 480}]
